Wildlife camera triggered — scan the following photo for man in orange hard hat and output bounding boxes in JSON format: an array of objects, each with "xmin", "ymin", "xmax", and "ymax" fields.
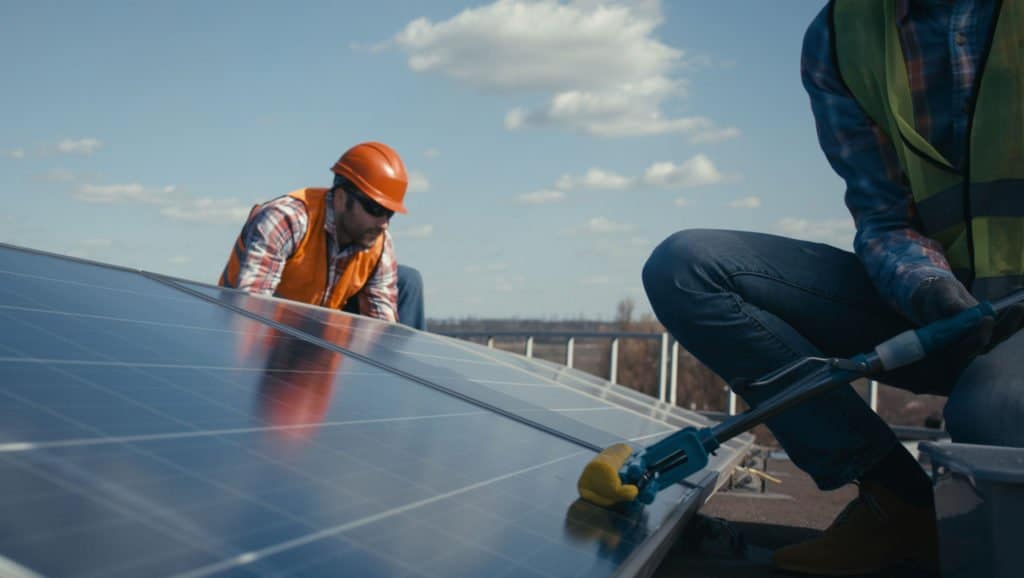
[{"xmin": 219, "ymin": 142, "xmax": 425, "ymax": 330}]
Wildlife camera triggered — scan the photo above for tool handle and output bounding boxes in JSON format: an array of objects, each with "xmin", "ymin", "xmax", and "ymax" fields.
[
  {"xmin": 993, "ymin": 288, "xmax": 1024, "ymax": 311},
  {"xmin": 917, "ymin": 300, "xmax": 995, "ymax": 354},
  {"xmin": 873, "ymin": 301, "xmax": 994, "ymax": 372}
]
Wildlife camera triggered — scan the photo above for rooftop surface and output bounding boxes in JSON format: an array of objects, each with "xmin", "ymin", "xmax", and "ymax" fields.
[{"xmin": 653, "ymin": 455, "xmax": 938, "ymax": 578}]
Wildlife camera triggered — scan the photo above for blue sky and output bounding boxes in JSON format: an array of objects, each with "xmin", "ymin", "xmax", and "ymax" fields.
[{"xmin": 0, "ymin": 0, "xmax": 847, "ymax": 320}]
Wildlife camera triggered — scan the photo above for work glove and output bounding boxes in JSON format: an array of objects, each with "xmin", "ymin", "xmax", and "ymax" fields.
[{"xmin": 909, "ymin": 277, "xmax": 994, "ymax": 358}]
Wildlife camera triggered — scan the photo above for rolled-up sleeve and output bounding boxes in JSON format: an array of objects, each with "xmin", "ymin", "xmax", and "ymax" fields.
[{"xmin": 233, "ymin": 197, "xmax": 308, "ymax": 296}]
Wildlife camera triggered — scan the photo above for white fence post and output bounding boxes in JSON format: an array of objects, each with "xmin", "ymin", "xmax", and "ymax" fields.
[
  {"xmin": 565, "ymin": 337, "xmax": 575, "ymax": 368},
  {"xmin": 658, "ymin": 333, "xmax": 669, "ymax": 403},
  {"xmin": 525, "ymin": 336, "xmax": 534, "ymax": 358},
  {"xmin": 669, "ymin": 340, "xmax": 679, "ymax": 406},
  {"xmin": 609, "ymin": 338, "xmax": 619, "ymax": 384}
]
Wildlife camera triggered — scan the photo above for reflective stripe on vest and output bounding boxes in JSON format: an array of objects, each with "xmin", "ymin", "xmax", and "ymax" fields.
[
  {"xmin": 219, "ymin": 188, "xmax": 384, "ymax": 309},
  {"xmin": 832, "ymin": 0, "xmax": 1024, "ymax": 300}
]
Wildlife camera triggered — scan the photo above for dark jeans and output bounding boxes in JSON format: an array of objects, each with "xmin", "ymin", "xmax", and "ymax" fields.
[
  {"xmin": 642, "ymin": 229, "xmax": 1024, "ymax": 490},
  {"xmin": 344, "ymin": 264, "xmax": 426, "ymax": 331}
]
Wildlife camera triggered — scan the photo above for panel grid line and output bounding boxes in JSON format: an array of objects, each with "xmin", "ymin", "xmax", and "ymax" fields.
[
  {"xmin": 171, "ymin": 450, "xmax": 588, "ymax": 578},
  {"xmin": 0, "ymin": 411, "xmax": 490, "ymax": 453}
]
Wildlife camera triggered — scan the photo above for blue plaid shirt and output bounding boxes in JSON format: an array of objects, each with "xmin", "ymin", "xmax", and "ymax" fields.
[{"xmin": 801, "ymin": 0, "xmax": 996, "ymax": 321}]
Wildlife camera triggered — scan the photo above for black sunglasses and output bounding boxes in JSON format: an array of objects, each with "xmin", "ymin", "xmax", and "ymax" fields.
[{"xmin": 340, "ymin": 182, "xmax": 394, "ymax": 219}]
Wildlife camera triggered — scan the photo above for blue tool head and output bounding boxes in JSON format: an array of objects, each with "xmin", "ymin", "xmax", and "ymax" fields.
[{"xmin": 617, "ymin": 426, "xmax": 720, "ymax": 505}]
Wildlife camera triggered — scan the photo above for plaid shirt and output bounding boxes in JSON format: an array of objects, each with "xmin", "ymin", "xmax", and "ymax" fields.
[
  {"xmin": 232, "ymin": 189, "xmax": 399, "ymax": 322},
  {"xmin": 801, "ymin": 0, "xmax": 996, "ymax": 320}
]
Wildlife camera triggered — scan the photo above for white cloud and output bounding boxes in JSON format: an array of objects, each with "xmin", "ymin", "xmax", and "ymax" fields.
[
  {"xmin": 690, "ymin": 127, "xmax": 741, "ymax": 144},
  {"xmin": 584, "ymin": 216, "xmax": 633, "ymax": 234},
  {"xmin": 516, "ymin": 189, "xmax": 566, "ymax": 204},
  {"xmin": 396, "ymin": 224, "xmax": 435, "ymax": 239},
  {"xmin": 160, "ymin": 198, "xmax": 252, "ymax": 224},
  {"xmin": 556, "ymin": 168, "xmax": 632, "ymax": 190},
  {"xmin": 775, "ymin": 217, "xmax": 855, "ymax": 249},
  {"xmin": 549, "ymin": 154, "xmax": 727, "ymax": 198},
  {"xmin": 729, "ymin": 196, "xmax": 761, "ymax": 209},
  {"xmin": 39, "ymin": 168, "xmax": 78, "ymax": 182},
  {"xmin": 508, "ymin": 80, "xmax": 720, "ymax": 137},
  {"xmin": 424, "ymin": 147, "xmax": 441, "ymax": 159},
  {"xmin": 465, "ymin": 263, "xmax": 508, "ymax": 273},
  {"xmin": 396, "ymin": 1, "xmax": 677, "ymax": 91},
  {"xmin": 495, "ymin": 274, "xmax": 525, "ymax": 293},
  {"xmin": 582, "ymin": 236, "xmax": 650, "ymax": 259},
  {"xmin": 642, "ymin": 154, "xmax": 723, "ymax": 188},
  {"xmin": 56, "ymin": 138, "xmax": 102, "ymax": 156},
  {"xmin": 4, "ymin": 148, "xmax": 25, "ymax": 160},
  {"xmin": 674, "ymin": 197, "xmax": 691, "ymax": 207},
  {"xmin": 75, "ymin": 183, "xmax": 175, "ymax": 204},
  {"xmin": 65, "ymin": 238, "xmax": 114, "ymax": 259},
  {"xmin": 394, "ymin": 0, "xmax": 733, "ymax": 138},
  {"xmin": 74, "ymin": 183, "xmax": 251, "ymax": 225},
  {"xmin": 408, "ymin": 170, "xmax": 431, "ymax": 193}
]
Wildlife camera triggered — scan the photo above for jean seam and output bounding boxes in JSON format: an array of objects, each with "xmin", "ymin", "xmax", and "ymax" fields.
[
  {"xmin": 715, "ymin": 271, "xmax": 823, "ymax": 365},
  {"xmin": 726, "ymin": 270, "xmax": 868, "ymax": 309},
  {"xmin": 668, "ymin": 271, "xmax": 808, "ymax": 372},
  {"xmin": 720, "ymin": 272, "xmax": 894, "ymax": 489}
]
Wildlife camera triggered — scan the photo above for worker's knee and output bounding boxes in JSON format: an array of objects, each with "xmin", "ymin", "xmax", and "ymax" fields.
[
  {"xmin": 397, "ymin": 265, "xmax": 423, "ymax": 296},
  {"xmin": 642, "ymin": 229, "xmax": 731, "ymax": 302},
  {"xmin": 944, "ymin": 332, "xmax": 1024, "ymax": 446},
  {"xmin": 944, "ymin": 377, "xmax": 1024, "ymax": 446}
]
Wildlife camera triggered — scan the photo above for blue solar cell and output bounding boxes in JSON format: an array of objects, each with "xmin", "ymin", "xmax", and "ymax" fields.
[
  {"xmin": 179, "ymin": 283, "xmax": 691, "ymax": 445},
  {"xmin": 0, "ymin": 244, "xmax": 749, "ymax": 577}
]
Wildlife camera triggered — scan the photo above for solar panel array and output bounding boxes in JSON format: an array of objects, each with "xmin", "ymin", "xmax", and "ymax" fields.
[{"xmin": 0, "ymin": 243, "xmax": 752, "ymax": 578}]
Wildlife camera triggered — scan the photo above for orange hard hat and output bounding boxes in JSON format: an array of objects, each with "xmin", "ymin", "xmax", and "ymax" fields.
[{"xmin": 331, "ymin": 142, "xmax": 408, "ymax": 214}]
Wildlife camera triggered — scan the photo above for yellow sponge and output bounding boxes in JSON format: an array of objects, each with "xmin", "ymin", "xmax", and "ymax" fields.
[{"xmin": 577, "ymin": 443, "xmax": 639, "ymax": 507}]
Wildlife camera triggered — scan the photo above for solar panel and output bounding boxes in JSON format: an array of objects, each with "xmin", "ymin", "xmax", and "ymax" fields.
[{"xmin": 0, "ymin": 243, "xmax": 753, "ymax": 577}]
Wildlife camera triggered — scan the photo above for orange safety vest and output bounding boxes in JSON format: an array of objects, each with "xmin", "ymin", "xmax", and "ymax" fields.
[{"xmin": 220, "ymin": 188, "xmax": 384, "ymax": 310}]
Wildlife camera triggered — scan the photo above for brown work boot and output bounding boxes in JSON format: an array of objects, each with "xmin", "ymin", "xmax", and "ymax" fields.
[{"xmin": 772, "ymin": 480, "xmax": 938, "ymax": 576}]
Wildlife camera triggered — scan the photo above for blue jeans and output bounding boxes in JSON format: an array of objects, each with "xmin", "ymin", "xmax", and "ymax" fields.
[
  {"xmin": 344, "ymin": 264, "xmax": 426, "ymax": 331},
  {"xmin": 642, "ymin": 229, "xmax": 1024, "ymax": 490},
  {"xmin": 396, "ymin": 264, "xmax": 426, "ymax": 331}
]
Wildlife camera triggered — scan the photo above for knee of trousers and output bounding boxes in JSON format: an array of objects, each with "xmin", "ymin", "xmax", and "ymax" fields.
[
  {"xmin": 944, "ymin": 381, "xmax": 1024, "ymax": 446},
  {"xmin": 642, "ymin": 229, "xmax": 730, "ymax": 315},
  {"xmin": 397, "ymin": 265, "xmax": 423, "ymax": 296}
]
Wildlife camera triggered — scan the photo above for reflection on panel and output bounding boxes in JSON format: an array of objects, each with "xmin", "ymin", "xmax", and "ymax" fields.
[
  {"xmin": 179, "ymin": 284, "xmax": 629, "ymax": 450},
  {"xmin": 185, "ymin": 282, "xmax": 749, "ymax": 457}
]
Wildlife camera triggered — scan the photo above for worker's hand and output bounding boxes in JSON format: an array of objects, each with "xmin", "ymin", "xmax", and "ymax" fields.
[
  {"xmin": 910, "ymin": 276, "xmax": 994, "ymax": 358},
  {"xmin": 577, "ymin": 443, "xmax": 639, "ymax": 507}
]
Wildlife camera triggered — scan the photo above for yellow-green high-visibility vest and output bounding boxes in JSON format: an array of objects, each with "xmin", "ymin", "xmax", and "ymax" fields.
[{"xmin": 832, "ymin": 0, "xmax": 1024, "ymax": 300}]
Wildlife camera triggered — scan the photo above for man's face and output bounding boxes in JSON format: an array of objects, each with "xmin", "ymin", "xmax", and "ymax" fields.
[{"xmin": 334, "ymin": 184, "xmax": 394, "ymax": 249}]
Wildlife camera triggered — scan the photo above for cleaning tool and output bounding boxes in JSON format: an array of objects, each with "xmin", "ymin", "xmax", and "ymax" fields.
[{"xmin": 578, "ymin": 289, "xmax": 1024, "ymax": 507}]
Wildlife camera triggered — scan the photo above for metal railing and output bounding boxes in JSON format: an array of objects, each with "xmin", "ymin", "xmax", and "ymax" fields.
[{"xmin": 441, "ymin": 330, "xmax": 882, "ymax": 415}]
